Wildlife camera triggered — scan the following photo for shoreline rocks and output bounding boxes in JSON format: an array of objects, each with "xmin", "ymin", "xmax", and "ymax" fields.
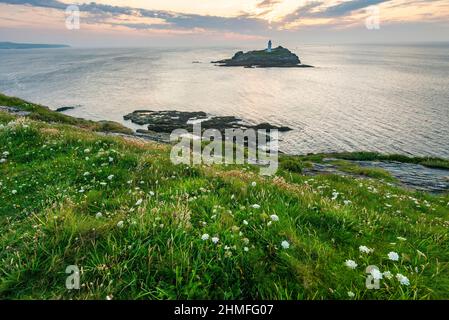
[
  {"xmin": 0, "ymin": 105, "xmax": 31, "ymax": 116},
  {"xmin": 303, "ymin": 159, "xmax": 449, "ymax": 193}
]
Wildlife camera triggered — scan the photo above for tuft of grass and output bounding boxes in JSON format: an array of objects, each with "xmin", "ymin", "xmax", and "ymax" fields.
[
  {"xmin": 279, "ymin": 157, "xmax": 311, "ymax": 174},
  {"xmin": 330, "ymin": 160, "xmax": 397, "ymax": 182}
]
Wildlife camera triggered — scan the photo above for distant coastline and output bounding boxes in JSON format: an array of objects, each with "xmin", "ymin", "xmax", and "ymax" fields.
[{"xmin": 0, "ymin": 41, "xmax": 70, "ymax": 49}]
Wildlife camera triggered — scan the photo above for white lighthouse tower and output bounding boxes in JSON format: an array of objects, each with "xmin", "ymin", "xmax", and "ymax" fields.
[{"xmin": 267, "ymin": 40, "xmax": 272, "ymax": 53}]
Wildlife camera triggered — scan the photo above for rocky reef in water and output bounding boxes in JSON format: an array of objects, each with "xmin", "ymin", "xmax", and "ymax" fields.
[
  {"xmin": 212, "ymin": 46, "xmax": 313, "ymax": 68},
  {"xmin": 124, "ymin": 110, "xmax": 292, "ymax": 143}
]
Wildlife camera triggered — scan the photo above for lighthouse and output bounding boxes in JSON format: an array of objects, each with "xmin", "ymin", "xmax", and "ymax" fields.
[{"xmin": 267, "ymin": 40, "xmax": 272, "ymax": 53}]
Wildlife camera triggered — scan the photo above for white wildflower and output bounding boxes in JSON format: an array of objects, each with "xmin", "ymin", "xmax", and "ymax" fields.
[
  {"xmin": 388, "ymin": 251, "xmax": 400, "ymax": 261},
  {"xmin": 347, "ymin": 291, "xmax": 355, "ymax": 298},
  {"xmin": 251, "ymin": 181, "xmax": 257, "ymax": 187},
  {"xmin": 281, "ymin": 240, "xmax": 290, "ymax": 249},
  {"xmin": 244, "ymin": 247, "xmax": 249, "ymax": 252},
  {"xmin": 107, "ymin": 175, "xmax": 114, "ymax": 180},
  {"xmin": 359, "ymin": 245, "xmax": 373, "ymax": 254},
  {"xmin": 135, "ymin": 199, "xmax": 143, "ymax": 206},
  {"xmin": 211, "ymin": 237, "xmax": 219, "ymax": 244},
  {"xmin": 251, "ymin": 204, "xmax": 260, "ymax": 209},
  {"xmin": 116, "ymin": 221, "xmax": 124, "ymax": 228},
  {"xmin": 370, "ymin": 268, "xmax": 383, "ymax": 280},
  {"xmin": 243, "ymin": 220, "xmax": 248, "ymax": 225},
  {"xmin": 12, "ymin": 190, "xmax": 17, "ymax": 195},
  {"xmin": 383, "ymin": 271, "xmax": 393, "ymax": 279},
  {"xmin": 396, "ymin": 274, "xmax": 410, "ymax": 286},
  {"xmin": 0, "ymin": 158, "xmax": 6, "ymax": 164},
  {"xmin": 201, "ymin": 234, "xmax": 210, "ymax": 241},
  {"xmin": 270, "ymin": 214, "xmax": 279, "ymax": 222},
  {"xmin": 95, "ymin": 212, "xmax": 103, "ymax": 219},
  {"xmin": 344, "ymin": 260, "xmax": 358, "ymax": 269}
]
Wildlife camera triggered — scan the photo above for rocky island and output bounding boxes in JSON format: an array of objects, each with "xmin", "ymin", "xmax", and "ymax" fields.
[{"xmin": 212, "ymin": 41, "xmax": 313, "ymax": 68}]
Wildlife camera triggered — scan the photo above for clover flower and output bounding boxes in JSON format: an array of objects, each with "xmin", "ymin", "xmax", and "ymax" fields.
[
  {"xmin": 211, "ymin": 237, "xmax": 219, "ymax": 244},
  {"xmin": 270, "ymin": 214, "xmax": 279, "ymax": 222}
]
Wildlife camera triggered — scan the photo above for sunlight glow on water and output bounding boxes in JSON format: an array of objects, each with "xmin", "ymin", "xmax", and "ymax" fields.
[{"xmin": 1, "ymin": 44, "xmax": 448, "ymax": 157}]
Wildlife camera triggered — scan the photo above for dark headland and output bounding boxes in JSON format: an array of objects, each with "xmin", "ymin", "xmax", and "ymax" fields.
[
  {"xmin": 212, "ymin": 43, "xmax": 313, "ymax": 68},
  {"xmin": 0, "ymin": 42, "xmax": 70, "ymax": 49}
]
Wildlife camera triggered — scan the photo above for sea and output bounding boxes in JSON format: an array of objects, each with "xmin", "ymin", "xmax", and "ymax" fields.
[{"xmin": 1, "ymin": 43, "xmax": 448, "ymax": 157}]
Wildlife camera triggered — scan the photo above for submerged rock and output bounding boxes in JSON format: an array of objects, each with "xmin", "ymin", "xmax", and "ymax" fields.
[
  {"xmin": 212, "ymin": 46, "xmax": 313, "ymax": 68},
  {"xmin": 56, "ymin": 106, "xmax": 77, "ymax": 112}
]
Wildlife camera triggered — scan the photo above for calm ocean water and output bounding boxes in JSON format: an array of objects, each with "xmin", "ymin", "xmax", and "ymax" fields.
[{"xmin": 1, "ymin": 44, "xmax": 448, "ymax": 157}]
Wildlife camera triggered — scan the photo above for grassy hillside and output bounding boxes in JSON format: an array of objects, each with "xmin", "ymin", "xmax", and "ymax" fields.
[
  {"xmin": 0, "ymin": 93, "xmax": 132, "ymax": 135},
  {"xmin": 0, "ymin": 94, "xmax": 448, "ymax": 300}
]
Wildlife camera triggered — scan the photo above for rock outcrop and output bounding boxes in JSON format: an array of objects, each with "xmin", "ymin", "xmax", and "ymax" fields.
[
  {"xmin": 124, "ymin": 110, "xmax": 292, "ymax": 134},
  {"xmin": 212, "ymin": 46, "xmax": 313, "ymax": 68}
]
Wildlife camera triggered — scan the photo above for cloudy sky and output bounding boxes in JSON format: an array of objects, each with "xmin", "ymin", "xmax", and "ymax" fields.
[{"xmin": 0, "ymin": 0, "xmax": 448, "ymax": 46}]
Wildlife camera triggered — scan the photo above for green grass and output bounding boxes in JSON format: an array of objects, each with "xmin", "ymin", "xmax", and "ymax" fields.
[
  {"xmin": 330, "ymin": 151, "xmax": 449, "ymax": 170},
  {"xmin": 0, "ymin": 93, "xmax": 133, "ymax": 135},
  {"xmin": 0, "ymin": 95, "xmax": 449, "ymax": 300},
  {"xmin": 330, "ymin": 160, "xmax": 397, "ymax": 182}
]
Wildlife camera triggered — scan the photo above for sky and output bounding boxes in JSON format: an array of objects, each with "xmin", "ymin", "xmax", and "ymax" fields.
[{"xmin": 0, "ymin": 0, "xmax": 448, "ymax": 47}]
